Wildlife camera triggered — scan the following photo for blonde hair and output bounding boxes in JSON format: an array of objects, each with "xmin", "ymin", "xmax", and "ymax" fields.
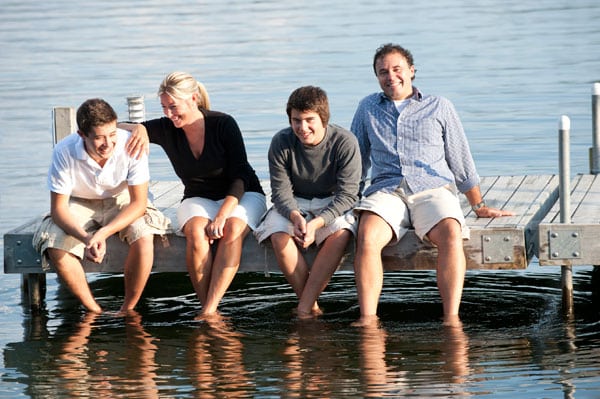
[{"xmin": 158, "ymin": 71, "xmax": 211, "ymax": 110}]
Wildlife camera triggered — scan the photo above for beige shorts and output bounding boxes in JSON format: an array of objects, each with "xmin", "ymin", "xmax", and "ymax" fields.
[
  {"xmin": 354, "ymin": 183, "xmax": 469, "ymax": 244},
  {"xmin": 33, "ymin": 193, "xmax": 172, "ymax": 270},
  {"xmin": 253, "ymin": 196, "xmax": 358, "ymax": 246}
]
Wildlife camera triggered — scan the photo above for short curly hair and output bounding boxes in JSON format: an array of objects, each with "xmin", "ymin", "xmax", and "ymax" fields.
[{"xmin": 286, "ymin": 86, "xmax": 330, "ymax": 126}]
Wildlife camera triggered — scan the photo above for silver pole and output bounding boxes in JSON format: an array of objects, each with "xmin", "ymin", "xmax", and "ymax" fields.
[
  {"xmin": 592, "ymin": 83, "xmax": 600, "ymax": 174},
  {"xmin": 559, "ymin": 115, "xmax": 573, "ymax": 316}
]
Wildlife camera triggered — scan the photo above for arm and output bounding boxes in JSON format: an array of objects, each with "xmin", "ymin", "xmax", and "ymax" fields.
[
  {"xmin": 268, "ymin": 131, "xmax": 300, "ymax": 219},
  {"xmin": 86, "ymin": 183, "xmax": 149, "ymax": 262},
  {"xmin": 49, "ymin": 191, "xmax": 105, "ymax": 263},
  {"xmin": 50, "ymin": 192, "xmax": 91, "ymax": 244},
  {"xmin": 119, "ymin": 122, "xmax": 150, "ymax": 160},
  {"xmin": 222, "ymin": 115, "xmax": 256, "ymax": 198},
  {"xmin": 463, "ymin": 185, "xmax": 514, "ymax": 218},
  {"xmin": 314, "ymin": 130, "xmax": 361, "ymax": 225},
  {"xmin": 350, "ymin": 105, "xmax": 371, "ymax": 195}
]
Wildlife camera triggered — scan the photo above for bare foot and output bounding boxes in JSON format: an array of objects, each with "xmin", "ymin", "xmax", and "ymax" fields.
[
  {"xmin": 294, "ymin": 306, "xmax": 323, "ymax": 320},
  {"xmin": 351, "ymin": 315, "xmax": 380, "ymax": 328},
  {"xmin": 194, "ymin": 310, "xmax": 224, "ymax": 322},
  {"xmin": 442, "ymin": 314, "xmax": 463, "ymax": 328}
]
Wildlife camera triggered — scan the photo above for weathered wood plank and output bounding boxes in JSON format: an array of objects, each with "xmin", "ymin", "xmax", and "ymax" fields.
[{"xmin": 538, "ymin": 174, "xmax": 600, "ymax": 266}]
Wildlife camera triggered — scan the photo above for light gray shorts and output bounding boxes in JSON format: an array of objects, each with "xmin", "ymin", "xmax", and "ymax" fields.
[
  {"xmin": 176, "ymin": 191, "xmax": 267, "ymax": 234},
  {"xmin": 354, "ymin": 183, "xmax": 469, "ymax": 244},
  {"xmin": 253, "ymin": 196, "xmax": 357, "ymax": 246},
  {"xmin": 32, "ymin": 193, "xmax": 172, "ymax": 269}
]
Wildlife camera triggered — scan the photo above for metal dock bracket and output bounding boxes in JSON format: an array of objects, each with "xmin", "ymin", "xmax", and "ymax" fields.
[
  {"xmin": 481, "ymin": 231, "xmax": 517, "ymax": 264},
  {"xmin": 547, "ymin": 229, "xmax": 582, "ymax": 260}
]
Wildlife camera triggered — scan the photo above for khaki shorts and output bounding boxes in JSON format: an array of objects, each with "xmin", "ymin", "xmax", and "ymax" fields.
[
  {"xmin": 254, "ymin": 196, "xmax": 358, "ymax": 246},
  {"xmin": 354, "ymin": 183, "xmax": 469, "ymax": 244},
  {"xmin": 33, "ymin": 193, "xmax": 172, "ymax": 270}
]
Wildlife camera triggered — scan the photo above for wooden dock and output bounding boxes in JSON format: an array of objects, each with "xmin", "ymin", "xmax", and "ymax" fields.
[
  {"xmin": 4, "ymin": 106, "xmax": 600, "ymax": 310},
  {"xmin": 4, "ymin": 173, "xmax": 565, "ymax": 309}
]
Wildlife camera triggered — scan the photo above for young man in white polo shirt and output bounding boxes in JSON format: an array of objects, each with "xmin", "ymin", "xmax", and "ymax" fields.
[{"xmin": 33, "ymin": 98, "xmax": 170, "ymax": 313}]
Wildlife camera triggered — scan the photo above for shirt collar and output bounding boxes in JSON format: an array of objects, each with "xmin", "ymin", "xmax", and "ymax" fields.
[
  {"xmin": 377, "ymin": 86, "xmax": 423, "ymax": 103},
  {"xmin": 74, "ymin": 134, "xmax": 90, "ymax": 161}
]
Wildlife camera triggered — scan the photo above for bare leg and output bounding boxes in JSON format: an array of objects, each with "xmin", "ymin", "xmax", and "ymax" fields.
[
  {"xmin": 353, "ymin": 212, "xmax": 393, "ymax": 326},
  {"xmin": 296, "ymin": 229, "xmax": 351, "ymax": 316},
  {"xmin": 120, "ymin": 234, "xmax": 154, "ymax": 312},
  {"xmin": 199, "ymin": 217, "xmax": 249, "ymax": 317},
  {"xmin": 427, "ymin": 218, "xmax": 466, "ymax": 323},
  {"xmin": 183, "ymin": 216, "xmax": 213, "ymax": 305},
  {"xmin": 47, "ymin": 248, "xmax": 102, "ymax": 313},
  {"xmin": 270, "ymin": 232, "xmax": 316, "ymax": 314}
]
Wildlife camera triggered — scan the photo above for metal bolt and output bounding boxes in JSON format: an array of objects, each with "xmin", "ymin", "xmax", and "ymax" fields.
[
  {"xmin": 552, "ymin": 252, "xmax": 559, "ymax": 258},
  {"xmin": 571, "ymin": 232, "xmax": 579, "ymax": 238},
  {"xmin": 504, "ymin": 236, "xmax": 511, "ymax": 242},
  {"xmin": 572, "ymin": 252, "xmax": 580, "ymax": 257},
  {"xmin": 16, "ymin": 240, "xmax": 22, "ymax": 245},
  {"xmin": 485, "ymin": 256, "xmax": 492, "ymax": 261},
  {"xmin": 504, "ymin": 256, "xmax": 512, "ymax": 261},
  {"xmin": 484, "ymin": 236, "xmax": 491, "ymax": 242},
  {"xmin": 550, "ymin": 232, "xmax": 558, "ymax": 238}
]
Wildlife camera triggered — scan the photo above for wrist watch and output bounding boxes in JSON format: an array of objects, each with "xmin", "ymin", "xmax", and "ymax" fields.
[{"xmin": 471, "ymin": 201, "xmax": 486, "ymax": 212}]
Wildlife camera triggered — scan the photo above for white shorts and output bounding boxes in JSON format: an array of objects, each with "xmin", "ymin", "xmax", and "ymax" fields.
[
  {"xmin": 253, "ymin": 196, "xmax": 357, "ymax": 246},
  {"xmin": 176, "ymin": 192, "xmax": 267, "ymax": 234},
  {"xmin": 354, "ymin": 183, "xmax": 469, "ymax": 244}
]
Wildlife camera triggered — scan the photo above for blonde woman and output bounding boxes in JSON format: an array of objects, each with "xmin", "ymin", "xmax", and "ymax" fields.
[{"xmin": 121, "ymin": 72, "xmax": 266, "ymax": 319}]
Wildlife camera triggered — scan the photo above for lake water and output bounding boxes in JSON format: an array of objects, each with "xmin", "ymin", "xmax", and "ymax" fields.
[{"xmin": 1, "ymin": 0, "xmax": 600, "ymax": 397}]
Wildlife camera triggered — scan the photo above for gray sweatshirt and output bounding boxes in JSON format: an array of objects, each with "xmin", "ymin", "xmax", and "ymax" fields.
[{"xmin": 268, "ymin": 124, "xmax": 361, "ymax": 225}]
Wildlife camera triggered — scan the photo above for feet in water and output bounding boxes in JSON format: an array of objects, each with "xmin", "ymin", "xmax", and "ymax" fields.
[
  {"xmin": 294, "ymin": 305, "xmax": 324, "ymax": 320},
  {"xmin": 351, "ymin": 314, "xmax": 381, "ymax": 328}
]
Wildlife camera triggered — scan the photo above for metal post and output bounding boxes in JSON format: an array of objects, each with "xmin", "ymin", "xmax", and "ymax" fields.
[
  {"xmin": 559, "ymin": 115, "xmax": 573, "ymax": 316},
  {"xmin": 591, "ymin": 83, "xmax": 600, "ymax": 174},
  {"xmin": 590, "ymin": 82, "xmax": 600, "ymax": 303},
  {"xmin": 127, "ymin": 96, "xmax": 145, "ymax": 122}
]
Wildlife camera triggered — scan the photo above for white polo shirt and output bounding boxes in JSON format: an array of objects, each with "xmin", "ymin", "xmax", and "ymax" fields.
[{"xmin": 48, "ymin": 129, "xmax": 150, "ymax": 199}]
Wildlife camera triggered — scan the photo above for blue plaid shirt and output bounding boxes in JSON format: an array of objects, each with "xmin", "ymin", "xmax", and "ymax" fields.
[{"xmin": 351, "ymin": 87, "xmax": 480, "ymax": 197}]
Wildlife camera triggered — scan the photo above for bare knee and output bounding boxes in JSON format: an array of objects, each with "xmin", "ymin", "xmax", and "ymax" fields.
[
  {"xmin": 270, "ymin": 231, "xmax": 292, "ymax": 250},
  {"xmin": 183, "ymin": 218, "xmax": 210, "ymax": 247},
  {"xmin": 427, "ymin": 218, "xmax": 463, "ymax": 249},
  {"xmin": 130, "ymin": 234, "xmax": 153, "ymax": 251},
  {"xmin": 356, "ymin": 213, "xmax": 392, "ymax": 253},
  {"xmin": 46, "ymin": 248, "xmax": 77, "ymax": 266},
  {"xmin": 222, "ymin": 217, "xmax": 249, "ymax": 242}
]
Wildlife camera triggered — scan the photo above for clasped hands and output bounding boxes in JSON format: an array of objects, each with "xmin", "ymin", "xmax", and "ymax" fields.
[
  {"xmin": 290, "ymin": 210, "xmax": 320, "ymax": 249},
  {"xmin": 84, "ymin": 232, "xmax": 107, "ymax": 263}
]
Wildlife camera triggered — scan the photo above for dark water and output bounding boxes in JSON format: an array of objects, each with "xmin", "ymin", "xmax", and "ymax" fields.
[{"xmin": 1, "ymin": 0, "xmax": 600, "ymax": 397}]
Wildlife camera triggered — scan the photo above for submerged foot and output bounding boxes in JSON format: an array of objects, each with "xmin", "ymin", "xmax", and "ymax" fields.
[
  {"xmin": 351, "ymin": 314, "xmax": 380, "ymax": 328},
  {"xmin": 294, "ymin": 306, "xmax": 324, "ymax": 320}
]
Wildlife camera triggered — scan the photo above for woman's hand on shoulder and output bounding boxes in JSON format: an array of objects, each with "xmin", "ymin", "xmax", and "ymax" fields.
[{"xmin": 119, "ymin": 122, "xmax": 150, "ymax": 160}]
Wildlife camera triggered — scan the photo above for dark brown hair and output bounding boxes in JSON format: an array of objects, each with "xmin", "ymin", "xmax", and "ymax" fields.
[
  {"xmin": 76, "ymin": 98, "xmax": 118, "ymax": 135},
  {"xmin": 286, "ymin": 86, "xmax": 330, "ymax": 126}
]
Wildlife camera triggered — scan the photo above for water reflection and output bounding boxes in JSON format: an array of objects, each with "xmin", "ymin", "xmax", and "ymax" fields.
[
  {"xmin": 358, "ymin": 323, "xmax": 406, "ymax": 397},
  {"xmin": 4, "ymin": 311, "xmax": 160, "ymax": 398},
  {"xmin": 56, "ymin": 311, "xmax": 159, "ymax": 397},
  {"xmin": 186, "ymin": 315, "xmax": 254, "ymax": 397},
  {"xmin": 282, "ymin": 321, "xmax": 351, "ymax": 397}
]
